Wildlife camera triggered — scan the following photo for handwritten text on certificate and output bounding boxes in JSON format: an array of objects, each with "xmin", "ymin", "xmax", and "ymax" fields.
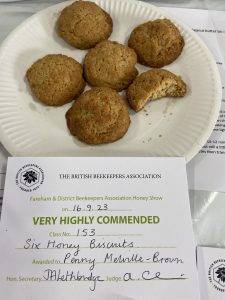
[{"xmin": 0, "ymin": 157, "xmax": 200, "ymax": 300}]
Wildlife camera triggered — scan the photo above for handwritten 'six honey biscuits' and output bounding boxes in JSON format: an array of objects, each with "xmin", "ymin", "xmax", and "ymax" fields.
[
  {"xmin": 84, "ymin": 41, "xmax": 138, "ymax": 91},
  {"xmin": 26, "ymin": 54, "xmax": 85, "ymax": 106},
  {"xmin": 128, "ymin": 19, "xmax": 184, "ymax": 68},
  {"xmin": 66, "ymin": 87, "xmax": 130, "ymax": 144},
  {"xmin": 57, "ymin": 1, "xmax": 113, "ymax": 49},
  {"xmin": 127, "ymin": 69, "xmax": 187, "ymax": 112}
]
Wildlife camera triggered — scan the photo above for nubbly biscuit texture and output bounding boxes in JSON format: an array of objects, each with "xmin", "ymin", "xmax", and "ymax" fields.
[
  {"xmin": 66, "ymin": 87, "xmax": 130, "ymax": 145},
  {"xmin": 26, "ymin": 54, "xmax": 85, "ymax": 106},
  {"xmin": 128, "ymin": 19, "xmax": 184, "ymax": 68},
  {"xmin": 57, "ymin": 1, "xmax": 113, "ymax": 49},
  {"xmin": 84, "ymin": 41, "xmax": 138, "ymax": 91},
  {"xmin": 126, "ymin": 69, "xmax": 187, "ymax": 112}
]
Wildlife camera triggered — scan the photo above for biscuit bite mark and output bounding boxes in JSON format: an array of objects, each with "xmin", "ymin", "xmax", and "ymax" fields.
[{"xmin": 126, "ymin": 69, "xmax": 187, "ymax": 112}]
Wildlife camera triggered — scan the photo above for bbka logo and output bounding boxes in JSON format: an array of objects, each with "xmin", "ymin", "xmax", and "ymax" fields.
[
  {"xmin": 208, "ymin": 259, "xmax": 225, "ymax": 293},
  {"xmin": 16, "ymin": 164, "xmax": 44, "ymax": 192}
]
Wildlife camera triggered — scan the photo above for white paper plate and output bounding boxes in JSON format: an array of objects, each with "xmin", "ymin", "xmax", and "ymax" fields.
[{"xmin": 0, "ymin": 0, "xmax": 221, "ymax": 160}]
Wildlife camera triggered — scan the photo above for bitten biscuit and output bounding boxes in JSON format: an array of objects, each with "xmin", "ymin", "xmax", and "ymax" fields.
[
  {"xmin": 66, "ymin": 87, "xmax": 130, "ymax": 144},
  {"xmin": 128, "ymin": 19, "xmax": 184, "ymax": 68},
  {"xmin": 57, "ymin": 1, "xmax": 113, "ymax": 49},
  {"xmin": 126, "ymin": 69, "xmax": 187, "ymax": 112},
  {"xmin": 26, "ymin": 54, "xmax": 85, "ymax": 106},
  {"xmin": 84, "ymin": 41, "xmax": 138, "ymax": 91}
]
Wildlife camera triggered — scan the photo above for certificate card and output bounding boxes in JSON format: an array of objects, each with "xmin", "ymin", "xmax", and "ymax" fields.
[{"xmin": 0, "ymin": 157, "xmax": 200, "ymax": 300}]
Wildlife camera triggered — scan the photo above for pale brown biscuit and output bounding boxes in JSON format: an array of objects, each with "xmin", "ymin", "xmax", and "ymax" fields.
[
  {"xmin": 26, "ymin": 54, "xmax": 85, "ymax": 106},
  {"xmin": 128, "ymin": 19, "xmax": 184, "ymax": 68},
  {"xmin": 57, "ymin": 1, "xmax": 113, "ymax": 50},
  {"xmin": 126, "ymin": 69, "xmax": 187, "ymax": 112},
  {"xmin": 84, "ymin": 41, "xmax": 138, "ymax": 91},
  {"xmin": 66, "ymin": 87, "xmax": 130, "ymax": 144}
]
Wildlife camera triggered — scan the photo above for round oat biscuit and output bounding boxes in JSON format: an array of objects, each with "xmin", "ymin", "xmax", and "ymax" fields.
[
  {"xmin": 126, "ymin": 69, "xmax": 187, "ymax": 112},
  {"xmin": 57, "ymin": 1, "xmax": 113, "ymax": 50},
  {"xmin": 84, "ymin": 41, "xmax": 138, "ymax": 91},
  {"xmin": 66, "ymin": 87, "xmax": 131, "ymax": 144},
  {"xmin": 26, "ymin": 54, "xmax": 85, "ymax": 106},
  {"xmin": 128, "ymin": 19, "xmax": 184, "ymax": 68}
]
